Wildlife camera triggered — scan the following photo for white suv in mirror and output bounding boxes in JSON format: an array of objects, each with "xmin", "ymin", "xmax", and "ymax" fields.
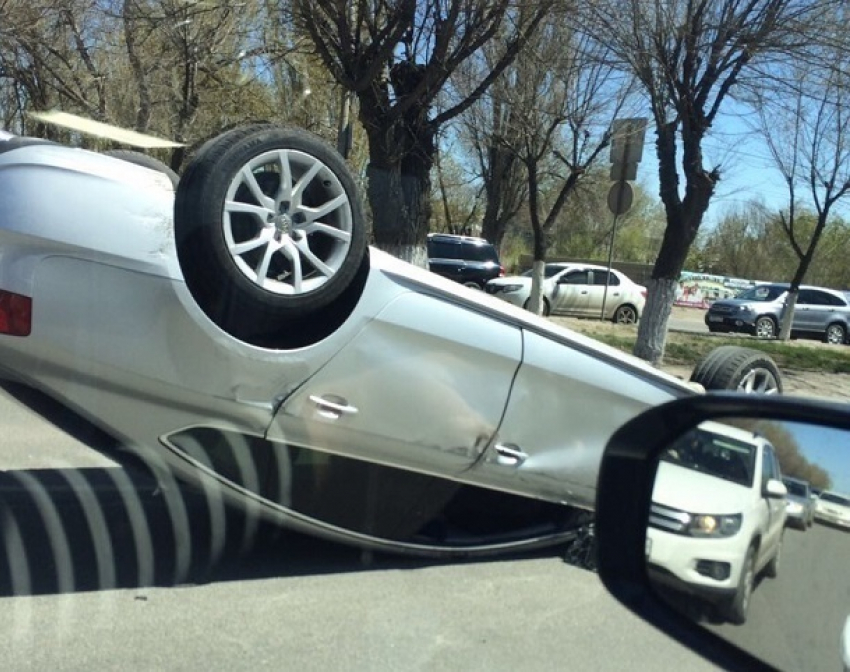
[{"xmin": 646, "ymin": 421, "xmax": 787, "ymax": 625}]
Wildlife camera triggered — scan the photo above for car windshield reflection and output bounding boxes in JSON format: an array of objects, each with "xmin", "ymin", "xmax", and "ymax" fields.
[{"xmin": 660, "ymin": 426, "xmax": 756, "ymax": 487}]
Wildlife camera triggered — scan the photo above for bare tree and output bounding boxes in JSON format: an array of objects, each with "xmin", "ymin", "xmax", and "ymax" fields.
[
  {"xmin": 454, "ymin": 44, "xmax": 528, "ymax": 250},
  {"xmin": 496, "ymin": 25, "xmax": 634, "ymax": 314},
  {"xmin": 293, "ymin": 0, "xmax": 553, "ymax": 264},
  {"xmin": 755, "ymin": 48, "xmax": 850, "ymax": 340},
  {"xmin": 582, "ymin": 0, "xmax": 836, "ymax": 364}
]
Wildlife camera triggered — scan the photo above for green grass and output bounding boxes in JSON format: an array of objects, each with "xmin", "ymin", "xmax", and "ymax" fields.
[{"xmin": 571, "ymin": 327, "xmax": 850, "ymax": 373}]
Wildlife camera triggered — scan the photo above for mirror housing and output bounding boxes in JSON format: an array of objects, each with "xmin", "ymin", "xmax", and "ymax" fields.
[
  {"xmin": 764, "ymin": 478, "xmax": 787, "ymax": 499},
  {"xmin": 595, "ymin": 392, "xmax": 850, "ymax": 672}
]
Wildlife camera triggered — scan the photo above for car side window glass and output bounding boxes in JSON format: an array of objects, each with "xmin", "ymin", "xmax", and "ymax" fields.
[
  {"xmin": 761, "ymin": 446, "xmax": 775, "ymax": 487},
  {"xmin": 590, "ymin": 271, "xmax": 620, "ymax": 286},
  {"xmin": 560, "ymin": 270, "xmax": 589, "ymax": 285},
  {"xmin": 428, "ymin": 240, "xmax": 456, "ymax": 258}
]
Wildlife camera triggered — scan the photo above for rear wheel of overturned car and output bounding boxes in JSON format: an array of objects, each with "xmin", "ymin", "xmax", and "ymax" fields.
[
  {"xmin": 613, "ymin": 304, "xmax": 638, "ymax": 325},
  {"xmin": 690, "ymin": 345, "xmax": 783, "ymax": 394},
  {"xmin": 174, "ymin": 125, "xmax": 368, "ymax": 347},
  {"xmin": 724, "ymin": 544, "xmax": 755, "ymax": 625}
]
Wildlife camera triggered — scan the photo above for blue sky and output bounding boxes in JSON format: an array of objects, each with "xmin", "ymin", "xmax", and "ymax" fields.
[
  {"xmin": 788, "ymin": 421, "xmax": 850, "ymax": 494},
  {"xmin": 635, "ymin": 108, "xmax": 795, "ymax": 230}
]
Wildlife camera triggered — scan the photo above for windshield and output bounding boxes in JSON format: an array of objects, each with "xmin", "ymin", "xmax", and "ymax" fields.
[
  {"xmin": 734, "ymin": 285, "xmax": 786, "ymax": 302},
  {"xmin": 661, "ymin": 427, "xmax": 756, "ymax": 487},
  {"xmin": 521, "ymin": 264, "xmax": 569, "ymax": 278},
  {"xmin": 783, "ymin": 480, "xmax": 808, "ymax": 497},
  {"xmin": 820, "ymin": 492, "xmax": 850, "ymax": 506}
]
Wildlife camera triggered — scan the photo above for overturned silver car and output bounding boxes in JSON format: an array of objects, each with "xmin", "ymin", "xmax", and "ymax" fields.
[{"xmin": 0, "ymin": 124, "xmax": 780, "ymax": 558}]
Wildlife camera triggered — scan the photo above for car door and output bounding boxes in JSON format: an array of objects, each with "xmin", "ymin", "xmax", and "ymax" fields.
[
  {"xmin": 463, "ymin": 329, "xmax": 682, "ymax": 509},
  {"xmin": 427, "ymin": 237, "xmax": 463, "ymax": 282},
  {"xmin": 551, "ymin": 269, "xmax": 592, "ymax": 316},
  {"xmin": 590, "ymin": 270, "xmax": 623, "ymax": 319},
  {"xmin": 267, "ymin": 292, "xmax": 523, "ymax": 478},
  {"xmin": 794, "ymin": 289, "xmax": 837, "ymax": 334}
]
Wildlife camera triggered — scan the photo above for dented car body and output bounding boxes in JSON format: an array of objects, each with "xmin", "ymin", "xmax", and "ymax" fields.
[{"xmin": 0, "ymin": 127, "xmax": 697, "ymax": 558}]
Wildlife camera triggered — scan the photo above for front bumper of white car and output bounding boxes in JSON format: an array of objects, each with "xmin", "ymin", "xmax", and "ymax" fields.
[{"xmin": 645, "ymin": 521, "xmax": 745, "ymax": 603}]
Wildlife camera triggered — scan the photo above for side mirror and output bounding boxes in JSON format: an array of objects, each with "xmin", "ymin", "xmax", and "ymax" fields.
[
  {"xmin": 764, "ymin": 479, "xmax": 787, "ymax": 499},
  {"xmin": 596, "ymin": 393, "xmax": 850, "ymax": 672}
]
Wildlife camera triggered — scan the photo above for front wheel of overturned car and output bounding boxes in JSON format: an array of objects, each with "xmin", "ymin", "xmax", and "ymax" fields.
[
  {"xmin": 174, "ymin": 125, "xmax": 368, "ymax": 347},
  {"xmin": 690, "ymin": 345, "xmax": 783, "ymax": 394}
]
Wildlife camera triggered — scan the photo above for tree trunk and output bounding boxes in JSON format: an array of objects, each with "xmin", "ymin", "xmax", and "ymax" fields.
[
  {"xmin": 358, "ymin": 62, "xmax": 436, "ymax": 267},
  {"xmin": 527, "ymin": 259, "xmax": 546, "ymax": 315},
  {"xmin": 633, "ymin": 278, "xmax": 678, "ymax": 365},
  {"xmin": 365, "ymin": 156, "xmax": 432, "ymax": 266},
  {"xmin": 778, "ymin": 290, "xmax": 799, "ymax": 341}
]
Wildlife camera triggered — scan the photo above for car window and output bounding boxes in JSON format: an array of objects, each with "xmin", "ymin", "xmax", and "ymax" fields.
[
  {"xmin": 427, "ymin": 239, "xmax": 458, "ymax": 258},
  {"xmin": 735, "ymin": 285, "xmax": 786, "ymax": 301},
  {"xmin": 661, "ymin": 428, "xmax": 755, "ymax": 486},
  {"xmin": 559, "ymin": 270, "xmax": 590, "ymax": 285},
  {"xmin": 820, "ymin": 492, "xmax": 850, "ymax": 506},
  {"xmin": 521, "ymin": 265, "xmax": 570, "ymax": 278},
  {"xmin": 783, "ymin": 479, "xmax": 808, "ymax": 497},
  {"xmin": 462, "ymin": 242, "xmax": 499, "ymax": 263},
  {"xmin": 761, "ymin": 445, "xmax": 776, "ymax": 487},
  {"xmin": 589, "ymin": 271, "xmax": 620, "ymax": 286},
  {"xmin": 798, "ymin": 289, "xmax": 845, "ymax": 306}
]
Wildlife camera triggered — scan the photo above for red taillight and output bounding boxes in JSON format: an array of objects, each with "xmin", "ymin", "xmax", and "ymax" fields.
[
  {"xmin": 499, "ymin": 265, "xmax": 505, "ymax": 277},
  {"xmin": 0, "ymin": 290, "xmax": 32, "ymax": 336}
]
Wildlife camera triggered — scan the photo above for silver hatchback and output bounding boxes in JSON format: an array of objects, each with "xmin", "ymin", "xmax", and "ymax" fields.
[{"xmin": 705, "ymin": 283, "xmax": 850, "ymax": 344}]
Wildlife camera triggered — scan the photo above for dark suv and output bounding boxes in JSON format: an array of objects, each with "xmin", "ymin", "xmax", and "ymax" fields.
[{"xmin": 426, "ymin": 233, "xmax": 504, "ymax": 289}]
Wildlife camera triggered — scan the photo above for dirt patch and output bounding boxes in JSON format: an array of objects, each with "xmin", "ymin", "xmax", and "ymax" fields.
[
  {"xmin": 550, "ymin": 315, "xmax": 850, "ymax": 403},
  {"xmin": 661, "ymin": 365, "xmax": 850, "ymax": 403}
]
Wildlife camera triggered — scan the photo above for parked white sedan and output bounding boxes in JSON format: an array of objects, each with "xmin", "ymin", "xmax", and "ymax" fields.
[{"xmin": 485, "ymin": 263, "xmax": 646, "ymax": 323}]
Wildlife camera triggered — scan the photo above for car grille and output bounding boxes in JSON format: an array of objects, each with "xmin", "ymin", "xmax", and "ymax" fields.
[
  {"xmin": 649, "ymin": 503, "xmax": 690, "ymax": 533},
  {"xmin": 709, "ymin": 304, "xmax": 735, "ymax": 315},
  {"xmin": 485, "ymin": 285, "xmax": 500, "ymax": 294}
]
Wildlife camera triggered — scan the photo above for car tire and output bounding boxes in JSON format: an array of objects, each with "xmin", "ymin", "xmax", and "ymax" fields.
[
  {"xmin": 104, "ymin": 149, "xmax": 179, "ymax": 188},
  {"xmin": 613, "ymin": 304, "xmax": 638, "ymax": 325},
  {"xmin": 690, "ymin": 345, "xmax": 783, "ymax": 393},
  {"xmin": 463, "ymin": 281, "xmax": 482, "ymax": 290},
  {"xmin": 174, "ymin": 125, "xmax": 368, "ymax": 346},
  {"xmin": 754, "ymin": 315, "xmax": 777, "ymax": 339},
  {"xmin": 724, "ymin": 544, "xmax": 756, "ymax": 625},
  {"xmin": 825, "ymin": 323, "xmax": 847, "ymax": 345},
  {"xmin": 523, "ymin": 297, "xmax": 551, "ymax": 317},
  {"xmin": 764, "ymin": 535, "xmax": 781, "ymax": 578}
]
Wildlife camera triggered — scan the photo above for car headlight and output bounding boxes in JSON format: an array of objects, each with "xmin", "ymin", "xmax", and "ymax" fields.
[
  {"xmin": 499, "ymin": 284, "xmax": 523, "ymax": 293},
  {"xmin": 686, "ymin": 513, "xmax": 742, "ymax": 538},
  {"xmin": 786, "ymin": 501, "xmax": 803, "ymax": 514}
]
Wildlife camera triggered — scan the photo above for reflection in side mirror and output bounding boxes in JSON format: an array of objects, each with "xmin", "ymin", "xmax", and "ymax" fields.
[{"xmin": 646, "ymin": 417, "xmax": 850, "ymax": 671}]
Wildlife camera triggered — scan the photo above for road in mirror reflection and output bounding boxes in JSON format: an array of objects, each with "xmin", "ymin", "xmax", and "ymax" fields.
[{"xmin": 646, "ymin": 417, "xmax": 850, "ymax": 672}]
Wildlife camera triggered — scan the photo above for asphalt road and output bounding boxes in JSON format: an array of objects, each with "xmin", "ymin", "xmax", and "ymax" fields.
[
  {"xmin": 709, "ymin": 522, "xmax": 850, "ymax": 672},
  {"xmin": 0, "ymin": 380, "xmax": 722, "ymax": 671}
]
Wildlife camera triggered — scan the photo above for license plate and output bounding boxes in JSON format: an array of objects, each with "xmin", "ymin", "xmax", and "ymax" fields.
[{"xmin": 708, "ymin": 316, "xmax": 724, "ymax": 323}]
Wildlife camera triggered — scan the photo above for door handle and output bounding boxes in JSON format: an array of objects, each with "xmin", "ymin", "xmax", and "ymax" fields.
[
  {"xmin": 494, "ymin": 443, "xmax": 528, "ymax": 465},
  {"xmin": 309, "ymin": 395, "xmax": 358, "ymax": 419}
]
